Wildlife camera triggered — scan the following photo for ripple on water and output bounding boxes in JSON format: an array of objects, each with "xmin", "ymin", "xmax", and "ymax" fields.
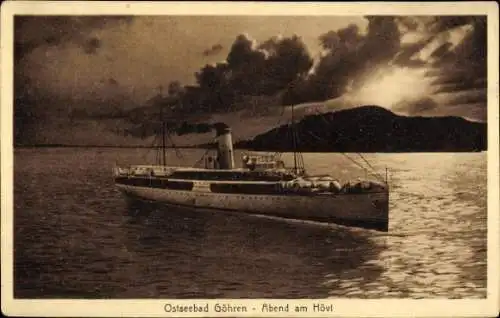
[{"xmin": 13, "ymin": 149, "xmax": 487, "ymax": 299}]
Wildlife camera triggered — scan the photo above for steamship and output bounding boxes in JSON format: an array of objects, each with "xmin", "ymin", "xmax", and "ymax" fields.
[{"xmin": 113, "ymin": 109, "xmax": 390, "ymax": 231}]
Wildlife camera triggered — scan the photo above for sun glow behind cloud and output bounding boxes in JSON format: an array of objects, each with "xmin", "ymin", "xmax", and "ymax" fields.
[
  {"xmin": 342, "ymin": 20, "xmax": 477, "ymax": 116},
  {"xmin": 352, "ymin": 66, "xmax": 433, "ymax": 109}
]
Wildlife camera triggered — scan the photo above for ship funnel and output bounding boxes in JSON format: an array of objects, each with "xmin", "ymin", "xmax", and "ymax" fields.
[{"xmin": 213, "ymin": 123, "xmax": 234, "ymax": 170}]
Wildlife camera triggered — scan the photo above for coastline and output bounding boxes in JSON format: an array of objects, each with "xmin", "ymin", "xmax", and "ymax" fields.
[{"xmin": 13, "ymin": 144, "xmax": 486, "ymax": 153}]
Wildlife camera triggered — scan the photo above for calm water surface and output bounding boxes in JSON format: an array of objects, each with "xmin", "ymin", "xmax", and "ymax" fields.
[{"xmin": 14, "ymin": 148, "xmax": 487, "ymax": 298}]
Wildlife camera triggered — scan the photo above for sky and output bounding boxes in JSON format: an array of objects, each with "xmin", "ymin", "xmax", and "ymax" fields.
[{"xmin": 14, "ymin": 15, "xmax": 487, "ymax": 145}]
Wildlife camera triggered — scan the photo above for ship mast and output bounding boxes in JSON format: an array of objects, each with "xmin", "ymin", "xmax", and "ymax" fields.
[
  {"xmin": 291, "ymin": 103, "xmax": 298, "ymax": 173},
  {"xmin": 158, "ymin": 85, "xmax": 167, "ymax": 167},
  {"xmin": 290, "ymin": 103, "xmax": 305, "ymax": 175}
]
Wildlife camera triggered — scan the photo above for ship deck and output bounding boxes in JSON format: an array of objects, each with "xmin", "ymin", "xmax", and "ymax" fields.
[{"xmin": 114, "ymin": 175, "xmax": 387, "ymax": 196}]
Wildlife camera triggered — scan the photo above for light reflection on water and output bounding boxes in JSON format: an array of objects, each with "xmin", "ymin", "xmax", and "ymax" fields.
[{"xmin": 14, "ymin": 148, "xmax": 486, "ymax": 298}]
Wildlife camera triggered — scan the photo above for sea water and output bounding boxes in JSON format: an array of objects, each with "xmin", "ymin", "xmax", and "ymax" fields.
[{"xmin": 13, "ymin": 148, "xmax": 486, "ymax": 298}]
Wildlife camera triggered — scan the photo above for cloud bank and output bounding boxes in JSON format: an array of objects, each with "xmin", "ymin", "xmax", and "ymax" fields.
[{"xmin": 13, "ymin": 15, "xmax": 487, "ymax": 145}]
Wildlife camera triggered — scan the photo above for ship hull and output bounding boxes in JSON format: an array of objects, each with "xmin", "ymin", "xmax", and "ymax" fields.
[{"xmin": 115, "ymin": 183, "xmax": 389, "ymax": 231}]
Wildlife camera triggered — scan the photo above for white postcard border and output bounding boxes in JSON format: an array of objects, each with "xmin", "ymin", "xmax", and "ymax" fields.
[{"xmin": 1, "ymin": 1, "xmax": 498, "ymax": 317}]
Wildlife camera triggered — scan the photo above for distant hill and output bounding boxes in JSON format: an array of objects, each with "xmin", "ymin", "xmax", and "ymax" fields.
[{"xmin": 235, "ymin": 106, "xmax": 487, "ymax": 152}]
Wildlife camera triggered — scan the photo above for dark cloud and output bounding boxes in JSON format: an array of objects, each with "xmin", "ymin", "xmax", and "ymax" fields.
[
  {"xmin": 83, "ymin": 37, "xmax": 102, "ymax": 54},
  {"xmin": 167, "ymin": 81, "xmax": 183, "ymax": 96},
  {"xmin": 473, "ymin": 78, "xmax": 487, "ymax": 87},
  {"xmin": 258, "ymin": 36, "xmax": 281, "ymax": 53},
  {"xmin": 363, "ymin": 16, "xmax": 401, "ymax": 59},
  {"xmin": 423, "ymin": 16, "xmax": 487, "ymax": 114},
  {"xmin": 261, "ymin": 35, "xmax": 314, "ymax": 91},
  {"xmin": 202, "ymin": 43, "xmax": 223, "ymax": 56},
  {"xmin": 14, "ymin": 16, "xmax": 133, "ymax": 62},
  {"xmin": 403, "ymin": 58, "xmax": 428, "ymax": 68},
  {"xmin": 427, "ymin": 16, "xmax": 475, "ymax": 34},
  {"xmin": 429, "ymin": 42, "xmax": 453, "ymax": 59},
  {"xmin": 337, "ymin": 24, "xmax": 364, "ymax": 46},
  {"xmin": 226, "ymin": 34, "xmax": 266, "ymax": 68},
  {"xmin": 396, "ymin": 17, "xmax": 421, "ymax": 32},
  {"xmin": 423, "ymin": 68, "xmax": 442, "ymax": 77},
  {"xmin": 318, "ymin": 25, "xmax": 364, "ymax": 51},
  {"xmin": 14, "ymin": 16, "xmax": 134, "ymax": 144},
  {"xmin": 431, "ymin": 71, "xmax": 470, "ymax": 86},
  {"xmin": 190, "ymin": 33, "xmax": 313, "ymax": 113},
  {"xmin": 431, "ymin": 71, "xmax": 486, "ymax": 91},
  {"xmin": 220, "ymin": 33, "xmax": 312, "ymax": 96},
  {"xmin": 429, "ymin": 17, "xmax": 486, "ymax": 72},
  {"xmin": 14, "ymin": 16, "xmax": 133, "ymax": 101},
  {"xmin": 434, "ymin": 82, "xmax": 476, "ymax": 94},
  {"xmin": 399, "ymin": 16, "xmax": 486, "ymax": 84},
  {"xmin": 433, "ymin": 17, "xmax": 487, "ymax": 99},
  {"xmin": 444, "ymin": 90, "xmax": 487, "ymax": 106},
  {"xmin": 307, "ymin": 16, "xmax": 401, "ymax": 100},
  {"xmin": 99, "ymin": 78, "xmax": 118, "ymax": 85}
]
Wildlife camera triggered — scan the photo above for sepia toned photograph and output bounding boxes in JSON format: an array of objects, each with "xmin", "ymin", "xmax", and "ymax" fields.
[{"xmin": 2, "ymin": 1, "xmax": 499, "ymax": 317}]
